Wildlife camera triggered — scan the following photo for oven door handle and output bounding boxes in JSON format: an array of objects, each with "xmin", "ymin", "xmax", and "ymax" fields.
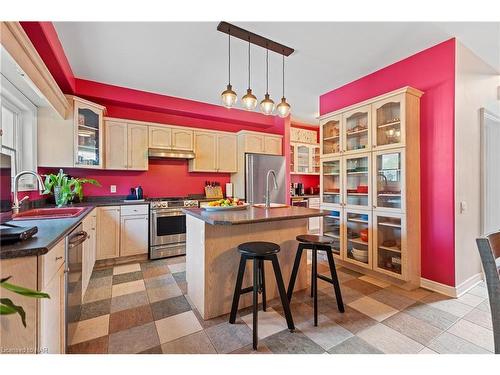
[{"xmin": 152, "ymin": 210, "xmax": 185, "ymax": 218}]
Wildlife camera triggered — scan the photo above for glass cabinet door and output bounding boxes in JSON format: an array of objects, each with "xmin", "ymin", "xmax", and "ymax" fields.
[
  {"xmin": 322, "ymin": 117, "xmax": 341, "ymax": 156},
  {"xmin": 344, "ymin": 210, "xmax": 371, "ymax": 268},
  {"xmin": 322, "ymin": 159, "xmax": 342, "ymax": 205},
  {"xmin": 374, "ymin": 149, "xmax": 404, "ymax": 211},
  {"xmin": 374, "ymin": 213, "xmax": 404, "ymax": 278},
  {"xmin": 290, "ymin": 144, "xmax": 295, "ymax": 173},
  {"xmin": 344, "ymin": 154, "xmax": 370, "ymax": 208},
  {"xmin": 75, "ymin": 105, "xmax": 102, "ymax": 167},
  {"xmin": 322, "ymin": 210, "xmax": 342, "ymax": 258},
  {"xmin": 312, "ymin": 146, "xmax": 320, "ymax": 174},
  {"xmin": 343, "ymin": 105, "xmax": 370, "ymax": 153},
  {"xmin": 373, "ymin": 95, "xmax": 404, "ymax": 148},
  {"xmin": 296, "ymin": 145, "xmax": 310, "ymax": 173}
]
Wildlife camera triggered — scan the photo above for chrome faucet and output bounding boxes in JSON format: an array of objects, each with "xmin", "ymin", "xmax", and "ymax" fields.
[
  {"xmin": 12, "ymin": 170, "xmax": 45, "ymax": 214},
  {"xmin": 264, "ymin": 169, "xmax": 278, "ymax": 208}
]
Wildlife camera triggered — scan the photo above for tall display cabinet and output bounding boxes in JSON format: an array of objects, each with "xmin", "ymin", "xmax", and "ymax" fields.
[{"xmin": 319, "ymin": 86, "xmax": 423, "ymax": 286}]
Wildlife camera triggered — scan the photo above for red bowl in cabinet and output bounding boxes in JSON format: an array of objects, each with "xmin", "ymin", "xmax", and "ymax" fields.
[
  {"xmin": 360, "ymin": 229, "xmax": 369, "ymax": 242},
  {"xmin": 357, "ymin": 185, "xmax": 368, "ymax": 194}
]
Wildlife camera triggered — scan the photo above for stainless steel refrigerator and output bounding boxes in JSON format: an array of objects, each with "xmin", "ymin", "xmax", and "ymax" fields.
[{"xmin": 245, "ymin": 153, "xmax": 286, "ymax": 205}]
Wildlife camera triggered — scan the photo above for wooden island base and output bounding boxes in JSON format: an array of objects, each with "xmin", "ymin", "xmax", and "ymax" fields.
[{"xmin": 185, "ymin": 215, "xmax": 310, "ymax": 320}]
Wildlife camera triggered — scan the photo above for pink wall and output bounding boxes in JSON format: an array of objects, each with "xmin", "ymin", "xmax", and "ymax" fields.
[{"xmin": 320, "ymin": 39, "xmax": 456, "ymax": 287}]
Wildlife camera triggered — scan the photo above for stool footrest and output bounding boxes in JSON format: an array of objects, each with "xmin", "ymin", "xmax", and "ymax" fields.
[
  {"xmin": 317, "ymin": 274, "xmax": 334, "ymax": 284},
  {"xmin": 240, "ymin": 286, "xmax": 254, "ymax": 294}
]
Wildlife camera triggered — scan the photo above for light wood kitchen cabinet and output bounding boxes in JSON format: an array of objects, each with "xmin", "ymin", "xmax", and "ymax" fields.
[
  {"xmin": 237, "ymin": 131, "xmax": 282, "ymax": 155},
  {"xmin": 37, "ymin": 96, "xmax": 105, "ymax": 168},
  {"xmin": 190, "ymin": 131, "xmax": 217, "ymax": 171},
  {"xmin": 264, "ymin": 136, "xmax": 282, "ymax": 155},
  {"xmin": 172, "ymin": 128, "xmax": 194, "ymax": 150},
  {"xmin": 39, "ymin": 261, "xmax": 66, "ymax": 353},
  {"xmin": 96, "ymin": 206, "xmax": 121, "ymax": 260},
  {"xmin": 105, "ymin": 121, "xmax": 128, "ymax": 169},
  {"xmin": 216, "ymin": 133, "xmax": 237, "ymax": 172},
  {"xmin": 149, "ymin": 126, "xmax": 172, "ymax": 148},
  {"xmin": 120, "ymin": 214, "xmax": 149, "ymax": 256},
  {"xmin": 244, "ymin": 133, "xmax": 265, "ymax": 153},
  {"xmin": 105, "ymin": 120, "xmax": 148, "ymax": 171},
  {"xmin": 189, "ymin": 131, "xmax": 237, "ymax": 172},
  {"xmin": 128, "ymin": 124, "xmax": 148, "ymax": 170},
  {"xmin": 319, "ymin": 86, "xmax": 423, "ymax": 286},
  {"xmin": 82, "ymin": 209, "xmax": 97, "ymax": 298}
]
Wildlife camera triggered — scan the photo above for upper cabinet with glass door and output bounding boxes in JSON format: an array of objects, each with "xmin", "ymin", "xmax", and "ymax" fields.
[
  {"xmin": 321, "ymin": 158, "xmax": 342, "ymax": 206},
  {"xmin": 372, "ymin": 94, "xmax": 405, "ymax": 150},
  {"xmin": 321, "ymin": 115, "xmax": 342, "ymax": 157},
  {"xmin": 344, "ymin": 154, "xmax": 371, "ymax": 209},
  {"xmin": 343, "ymin": 105, "xmax": 371, "ymax": 155},
  {"xmin": 72, "ymin": 96, "xmax": 105, "ymax": 169},
  {"xmin": 373, "ymin": 149, "xmax": 405, "ymax": 212},
  {"xmin": 296, "ymin": 145, "xmax": 310, "ymax": 174}
]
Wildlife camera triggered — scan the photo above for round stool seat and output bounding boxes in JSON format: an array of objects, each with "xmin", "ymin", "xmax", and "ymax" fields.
[
  {"xmin": 296, "ymin": 234, "xmax": 335, "ymax": 245},
  {"xmin": 238, "ymin": 241, "xmax": 280, "ymax": 256}
]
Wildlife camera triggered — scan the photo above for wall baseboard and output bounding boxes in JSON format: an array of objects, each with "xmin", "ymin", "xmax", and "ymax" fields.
[{"xmin": 420, "ymin": 273, "xmax": 484, "ymax": 298}]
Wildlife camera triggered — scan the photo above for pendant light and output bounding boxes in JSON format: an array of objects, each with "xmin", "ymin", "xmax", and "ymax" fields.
[
  {"xmin": 221, "ymin": 29, "xmax": 237, "ymax": 108},
  {"xmin": 260, "ymin": 47, "xmax": 275, "ymax": 115},
  {"xmin": 241, "ymin": 38, "xmax": 258, "ymax": 110},
  {"xmin": 276, "ymin": 53, "xmax": 291, "ymax": 118}
]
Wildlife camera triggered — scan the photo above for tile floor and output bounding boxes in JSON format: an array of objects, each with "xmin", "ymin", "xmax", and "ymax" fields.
[{"xmin": 67, "ymin": 256, "xmax": 495, "ymax": 354}]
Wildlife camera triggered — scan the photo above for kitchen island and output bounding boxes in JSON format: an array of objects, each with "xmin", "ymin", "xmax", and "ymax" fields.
[{"xmin": 183, "ymin": 205, "xmax": 331, "ymax": 319}]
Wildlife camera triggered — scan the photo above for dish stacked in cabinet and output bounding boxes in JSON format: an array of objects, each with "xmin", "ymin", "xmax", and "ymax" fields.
[{"xmin": 319, "ymin": 86, "xmax": 423, "ymax": 285}]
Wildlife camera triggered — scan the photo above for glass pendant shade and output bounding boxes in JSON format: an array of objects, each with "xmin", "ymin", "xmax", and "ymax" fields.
[
  {"xmin": 242, "ymin": 88, "xmax": 258, "ymax": 110},
  {"xmin": 276, "ymin": 97, "xmax": 291, "ymax": 118},
  {"xmin": 260, "ymin": 93, "xmax": 275, "ymax": 115},
  {"xmin": 221, "ymin": 84, "xmax": 237, "ymax": 108}
]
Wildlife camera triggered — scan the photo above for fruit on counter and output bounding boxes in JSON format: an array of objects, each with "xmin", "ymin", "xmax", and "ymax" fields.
[{"xmin": 207, "ymin": 198, "xmax": 244, "ymax": 207}]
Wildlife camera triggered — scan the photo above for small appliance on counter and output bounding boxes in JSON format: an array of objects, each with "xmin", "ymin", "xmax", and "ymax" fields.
[
  {"xmin": 204, "ymin": 181, "xmax": 223, "ymax": 199},
  {"xmin": 125, "ymin": 186, "xmax": 145, "ymax": 201},
  {"xmin": 225, "ymin": 182, "xmax": 234, "ymax": 198},
  {"xmin": 290, "ymin": 182, "xmax": 304, "ymax": 196}
]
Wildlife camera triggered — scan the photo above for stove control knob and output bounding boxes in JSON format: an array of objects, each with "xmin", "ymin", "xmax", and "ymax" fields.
[{"xmin": 161, "ymin": 202, "xmax": 168, "ymax": 208}]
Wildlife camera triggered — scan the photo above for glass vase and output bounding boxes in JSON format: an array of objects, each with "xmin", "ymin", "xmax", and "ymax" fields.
[{"xmin": 54, "ymin": 186, "xmax": 66, "ymax": 207}]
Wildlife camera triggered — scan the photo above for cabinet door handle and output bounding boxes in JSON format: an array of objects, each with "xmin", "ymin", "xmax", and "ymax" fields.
[{"xmin": 55, "ymin": 256, "xmax": 63, "ymax": 261}]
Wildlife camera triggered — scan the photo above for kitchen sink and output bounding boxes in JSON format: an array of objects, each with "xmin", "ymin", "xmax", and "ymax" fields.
[
  {"xmin": 12, "ymin": 207, "xmax": 87, "ymax": 220},
  {"xmin": 253, "ymin": 203, "xmax": 289, "ymax": 209}
]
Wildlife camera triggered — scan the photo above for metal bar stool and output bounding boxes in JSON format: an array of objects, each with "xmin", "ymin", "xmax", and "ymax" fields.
[
  {"xmin": 287, "ymin": 234, "xmax": 345, "ymax": 326},
  {"xmin": 229, "ymin": 241, "xmax": 295, "ymax": 350}
]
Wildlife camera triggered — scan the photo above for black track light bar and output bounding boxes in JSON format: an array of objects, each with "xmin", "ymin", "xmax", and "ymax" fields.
[{"xmin": 217, "ymin": 21, "xmax": 294, "ymax": 56}]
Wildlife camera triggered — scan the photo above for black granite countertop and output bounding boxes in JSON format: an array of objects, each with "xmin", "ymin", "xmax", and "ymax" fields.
[
  {"xmin": 0, "ymin": 200, "xmax": 150, "ymax": 260},
  {"xmin": 183, "ymin": 205, "xmax": 330, "ymax": 225}
]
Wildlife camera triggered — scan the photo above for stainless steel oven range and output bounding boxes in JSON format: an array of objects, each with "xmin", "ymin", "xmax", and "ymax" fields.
[{"xmin": 149, "ymin": 198, "xmax": 198, "ymax": 259}]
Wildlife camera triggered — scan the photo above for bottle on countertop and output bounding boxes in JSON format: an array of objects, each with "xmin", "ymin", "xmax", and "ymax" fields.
[{"xmin": 137, "ymin": 186, "xmax": 144, "ymax": 200}]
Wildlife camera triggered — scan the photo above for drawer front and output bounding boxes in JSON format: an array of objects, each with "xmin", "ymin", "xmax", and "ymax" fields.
[
  {"xmin": 121, "ymin": 204, "xmax": 149, "ymax": 216},
  {"xmin": 40, "ymin": 238, "xmax": 65, "ymax": 288},
  {"xmin": 308, "ymin": 198, "xmax": 320, "ymax": 207}
]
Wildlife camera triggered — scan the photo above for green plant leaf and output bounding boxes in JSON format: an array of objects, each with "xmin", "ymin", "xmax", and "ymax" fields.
[
  {"xmin": 0, "ymin": 282, "xmax": 50, "ymax": 299},
  {"xmin": 0, "ymin": 276, "xmax": 12, "ymax": 283},
  {"xmin": 0, "ymin": 298, "xmax": 27, "ymax": 327}
]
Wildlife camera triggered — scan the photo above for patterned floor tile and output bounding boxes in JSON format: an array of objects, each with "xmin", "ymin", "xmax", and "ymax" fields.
[
  {"xmin": 420, "ymin": 293, "xmax": 474, "ymax": 318},
  {"xmin": 204, "ymin": 321, "xmax": 253, "ymax": 353},
  {"xmin": 382, "ymin": 312, "xmax": 442, "ymax": 345},
  {"xmin": 447, "ymin": 319, "xmax": 494, "ymax": 352},
  {"xmin": 463, "ymin": 307, "xmax": 493, "ymax": 330},
  {"xmin": 172, "ymin": 271, "xmax": 186, "ymax": 283},
  {"xmin": 358, "ymin": 275, "xmax": 391, "ymax": 288},
  {"xmin": 111, "ymin": 279, "xmax": 146, "ymax": 298},
  {"xmin": 91, "ymin": 268, "xmax": 113, "ymax": 279},
  {"xmin": 241, "ymin": 308, "xmax": 289, "ymax": 339},
  {"xmin": 139, "ymin": 345, "xmax": 163, "ymax": 354},
  {"xmin": 155, "ymin": 311, "xmax": 203, "ymax": 344},
  {"xmin": 263, "ymin": 329, "xmax": 325, "ymax": 354},
  {"xmin": 168, "ymin": 262, "xmax": 186, "ymax": 274},
  {"xmin": 80, "ymin": 298, "xmax": 111, "ymax": 321},
  {"xmin": 348, "ymin": 296, "xmax": 398, "ymax": 322},
  {"xmin": 456, "ymin": 292, "xmax": 486, "ymax": 307},
  {"xmin": 467, "ymin": 284, "xmax": 489, "ymax": 298},
  {"xmin": 357, "ymin": 323, "xmax": 424, "ymax": 354},
  {"xmin": 418, "ymin": 347, "xmax": 438, "ymax": 354},
  {"xmin": 328, "ymin": 335, "xmax": 382, "ymax": 354},
  {"xmin": 150, "ymin": 295, "xmax": 191, "ymax": 321},
  {"xmin": 273, "ymin": 301, "xmax": 314, "ymax": 325},
  {"xmin": 476, "ymin": 299, "xmax": 492, "ymax": 313},
  {"xmin": 230, "ymin": 343, "xmax": 273, "ymax": 354},
  {"xmin": 297, "ymin": 314, "xmax": 353, "ymax": 350},
  {"xmin": 87, "ymin": 275, "xmax": 113, "ymax": 290},
  {"xmin": 112, "ymin": 271, "xmax": 143, "ymax": 285},
  {"xmin": 109, "ymin": 304, "xmax": 154, "ymax": 334},
  {"xmin": 161, "ymin": 331, "xmax": 216, "ymax": 354},
  {"xmin": 385, "ymin": 285, "xmax": 431, "ymax": 301},
  {"xmin": 108, "ymin": 322, "xmax": 160, "ymax": 354},
  {"xmin": 110, "ymin": 290, "xmax": 149, "ymax": 313},
  {"xmin": 113, "ymin": 263, "xmax": 141, "ymax": 275},
  {"xmin": 369, "ymin": 288, "xmax": 416, "ymax": 311},
  {"xmin": 84, "ymin": 284, "xmax": 112, "ymax": 304},
  {"xmin": 343, "ymin": 279, "xmax": 382, "ymax": 295},
  {"xmin": 427, "ymin": 332, "xmax": 490, "ymax": 354},
  {"xmin": 68, "ymin": 315, "xmax": 109, "ymax": 346},
  {"xmin": 403, "ymin": 302, "xmax": 459, "ymax": 330},
  {"xmin": 141, "ymin": 264, "xmax": 170, "ymax": 279},
  {"xmin": 145, "ymin": 273, "xmax": 182, "ymax": 303},
  {"xmin": 323, "ymin": 305, "xmax": 378, "ymax": 334},
  {"xmin": 67, "ymin": 335, "xmax": 109, "ymax": 354}
]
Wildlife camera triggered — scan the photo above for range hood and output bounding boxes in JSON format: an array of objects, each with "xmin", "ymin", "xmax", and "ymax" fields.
[{"xmin": 148, "ymin": 148, "xmax": 195, "ymax": 159}]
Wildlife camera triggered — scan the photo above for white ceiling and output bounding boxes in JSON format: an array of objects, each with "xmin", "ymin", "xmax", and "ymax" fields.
[{"xmin": 54, "ymin": 22, "xmax": 500, "ymax": 124}]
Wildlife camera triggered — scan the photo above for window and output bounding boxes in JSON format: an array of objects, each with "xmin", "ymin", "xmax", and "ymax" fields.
[{"xmin": 1, "ymin": 75, "xmax": 38, "ymax": 191}]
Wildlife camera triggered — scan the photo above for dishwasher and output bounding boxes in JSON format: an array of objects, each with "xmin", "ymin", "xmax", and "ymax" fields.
[{"xmin": 65, "ymin": 223, "xmax": 88, "ymax": 351}]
